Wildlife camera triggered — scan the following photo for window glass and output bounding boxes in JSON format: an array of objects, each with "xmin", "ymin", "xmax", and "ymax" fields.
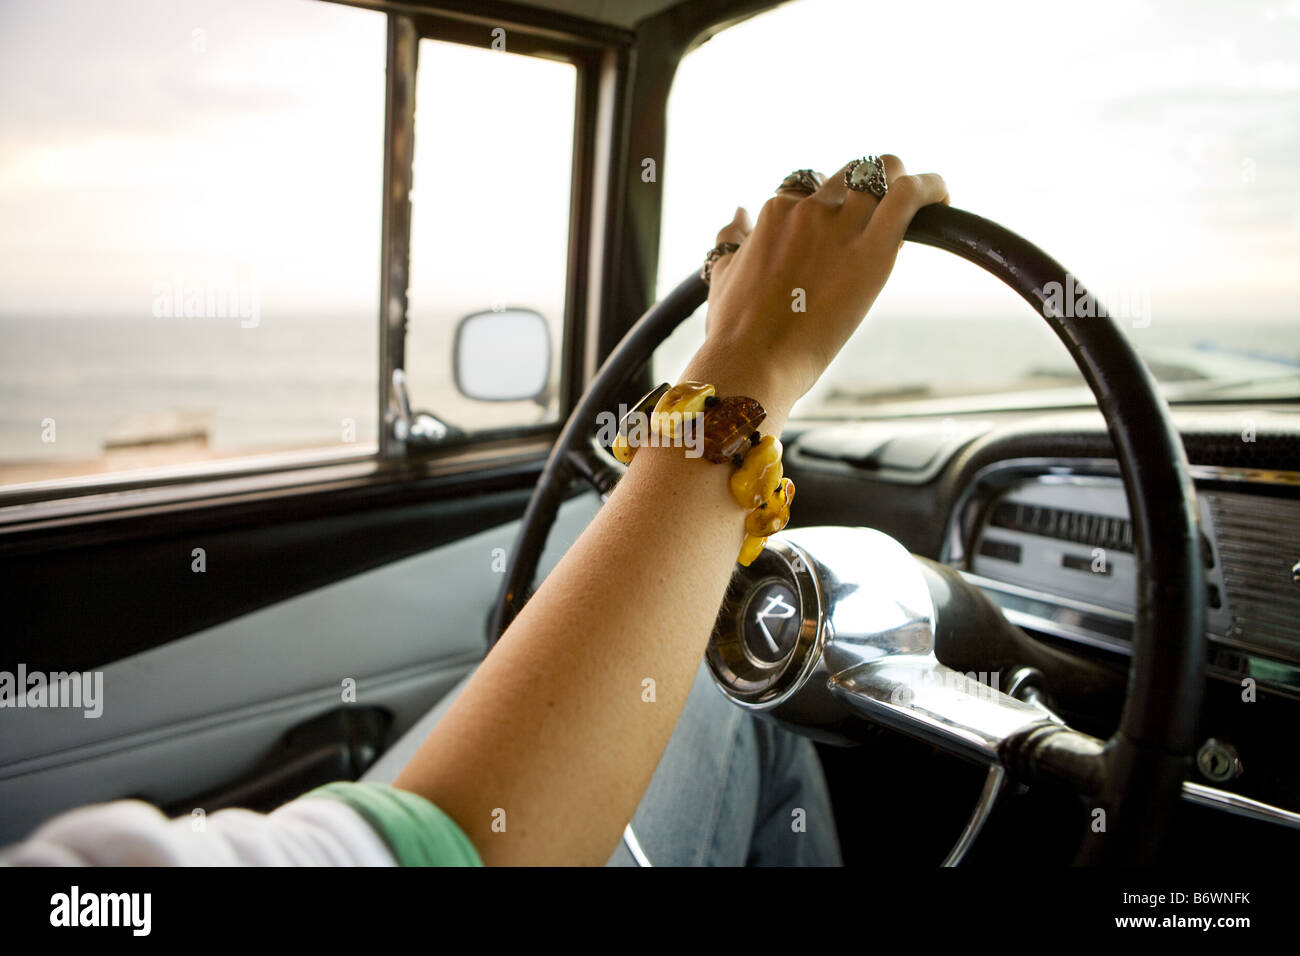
[
  {"xmin": 405, "ymin": 39, "xmax": 574, "ymax": 433},
  {"xmin": 0, "ymin": 0, "xmax": 385, "ymax": 487},
  {"xmin": 658, "ymin": 0, "xmax": 1300, "ymax": 416}
]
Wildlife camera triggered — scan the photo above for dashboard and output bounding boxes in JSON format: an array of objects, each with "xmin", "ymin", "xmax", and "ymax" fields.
[
  {"xmin": 784, "ymin": 404, "xmax": 1300, "ymax": 832},
  {"xmin": 947, "ymin": 460, "xmax": 1300, "ymax": 694}
]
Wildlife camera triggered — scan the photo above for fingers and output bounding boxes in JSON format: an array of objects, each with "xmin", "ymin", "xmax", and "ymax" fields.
[
  {"xmin": 774, "ymin": 169, "xmax": 827, "ymax": 200},
  {"xmin": 853, "ymin": 171, "xmax": 950, "ymax": 280},
  {"xmin": 706, "ymin": 206, "xmax": 751, "ymax": 292},
  {"xmin": 862, "ymin": 171, "xmax": 950, "ymax": 244},
  {"xmin": 715, "ymin": 205, "xmax": 752, "ymax": 245},
  {"xmin": 705, "ymin": 160, "xmax": 946, "ymax": 307},
  {"xmin": 811, "ymin": 159, "xmax": 856, "ymax": 206},
  {"xmin": 810, "ymin": 154, "xmax": 902, "ymax": 212}
]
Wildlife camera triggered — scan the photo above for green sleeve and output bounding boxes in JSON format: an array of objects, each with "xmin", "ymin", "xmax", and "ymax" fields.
[{"xmin": 306, "ymin": 781, "xmax": 483, "ymax": 867}]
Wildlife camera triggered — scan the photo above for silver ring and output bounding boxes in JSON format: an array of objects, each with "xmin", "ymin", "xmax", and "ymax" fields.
[
  {"xmin": 844, "ymin": 156, "xmax": 888, "ymax": 197},
  {"xmin": 701, "ymin": 241, "xmax": 740, "ymax": 285},
  {"xmin": 776, "ymin": 169, "xmax": 825, "ymax": 196}
]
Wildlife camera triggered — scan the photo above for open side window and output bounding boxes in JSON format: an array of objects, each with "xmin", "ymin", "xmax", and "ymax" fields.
[{"xmin": 0, "ymin": 0, "xmax": 601, "ymax": 517}]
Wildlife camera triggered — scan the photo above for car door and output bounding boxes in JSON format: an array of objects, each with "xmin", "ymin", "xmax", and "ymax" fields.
[{"xmin": 0, "ymin": 0, "xmax": 607, "ymax": 845}]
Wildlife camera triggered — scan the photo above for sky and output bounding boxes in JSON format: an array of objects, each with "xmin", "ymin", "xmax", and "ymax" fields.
[
  {"xmin": 0, "ymin": 0, "xmax": 386, "ymax": 316},
  {"xmin": 0, "ymin": 0, "xmax": 1297, "ymax": 327},
  {"xmin": 658, "ymin": 0, "xmax": 1300, "ymax": 322}
]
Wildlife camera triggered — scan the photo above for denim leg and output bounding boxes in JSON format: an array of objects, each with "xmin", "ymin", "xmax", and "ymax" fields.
[
  {"xmin": 606, "ymin": 661, "xmax": 842, "ymax": 866},
  {"xmin": 745, "ymin": 706, "xmax": 842, "ymax": 866}
]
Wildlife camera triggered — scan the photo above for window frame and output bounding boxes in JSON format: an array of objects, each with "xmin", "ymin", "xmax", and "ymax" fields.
[{"xmin": 0, "ymin": 0, "xmax": 630, "ymax": 526}]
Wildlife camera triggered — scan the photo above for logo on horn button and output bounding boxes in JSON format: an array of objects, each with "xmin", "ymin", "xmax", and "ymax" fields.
[{"xmin": 742, "ymin": 580, "xmax": 800, "ymax": 664}]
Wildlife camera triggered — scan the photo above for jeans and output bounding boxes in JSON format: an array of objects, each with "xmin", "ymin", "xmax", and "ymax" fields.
[{"xmin": 606, "ymin": 662, "xmax": 842, "ymax": 866}]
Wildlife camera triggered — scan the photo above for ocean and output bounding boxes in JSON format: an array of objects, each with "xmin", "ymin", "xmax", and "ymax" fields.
[{"xmin": 1, "ymin": 308, "xmax": 1296, "ymax": 484}]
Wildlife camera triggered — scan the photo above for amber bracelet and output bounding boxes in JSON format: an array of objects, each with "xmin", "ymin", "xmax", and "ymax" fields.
[{"xmin": 608, "ymin": 381, "xmax": 794, "ymax": 566}]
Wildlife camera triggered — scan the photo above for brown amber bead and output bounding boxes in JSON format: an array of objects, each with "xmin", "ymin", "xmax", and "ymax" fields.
[
  {"xmin": 700, "ymin": 396, "xmax": 766, "ymax": 464},
  {"xmin": 745, "ymin": 477, "xmax": 795, "ymax": 538}
]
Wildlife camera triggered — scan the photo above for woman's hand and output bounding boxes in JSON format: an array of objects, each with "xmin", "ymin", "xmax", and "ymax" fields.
[{"xmin": 685, "ymin": 156, "xmax": 948, "ymax": 418}]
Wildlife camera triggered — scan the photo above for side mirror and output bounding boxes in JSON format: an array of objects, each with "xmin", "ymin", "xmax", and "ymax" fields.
[{"xmin": 452, "ymin": 308, "xmax": 551, "ymax": 403}]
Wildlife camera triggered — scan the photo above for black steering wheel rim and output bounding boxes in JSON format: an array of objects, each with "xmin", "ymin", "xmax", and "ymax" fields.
[{"xmin": 489, "ymin": 204, "xmax": 1206, "ymax": 865}]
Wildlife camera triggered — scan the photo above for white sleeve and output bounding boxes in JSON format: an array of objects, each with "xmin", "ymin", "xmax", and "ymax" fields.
[{"xmin": 0, "ymin": 797, "xmax": 397, "ymax": 867}]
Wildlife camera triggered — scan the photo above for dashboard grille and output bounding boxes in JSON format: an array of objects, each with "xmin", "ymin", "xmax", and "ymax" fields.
[{"xmin": 1205, "ymin": 491, "xmax": 1300, "ymax": 660}]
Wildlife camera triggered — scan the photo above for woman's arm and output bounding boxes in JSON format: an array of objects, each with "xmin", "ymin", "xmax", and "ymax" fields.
[{"xmin": 393, "ymin": 157, "xmax": 948, "ymax": 865}]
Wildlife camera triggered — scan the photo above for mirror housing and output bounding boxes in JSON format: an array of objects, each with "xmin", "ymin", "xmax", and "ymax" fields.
[{"xmin": 453, "ymin": 308, "xmax": 551, "ymax": 403}]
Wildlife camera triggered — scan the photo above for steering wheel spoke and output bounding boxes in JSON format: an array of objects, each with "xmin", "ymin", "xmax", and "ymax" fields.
[
  {"xmin": 828, "ymin": 657, "xmax": 1064, "ymax": 767},
  {"xmin": 942, "ymin": 764, "xmax": 1008, "ymax": 867},
  {"xmin": 567, "ymin": 435, "xmax": 626, "ymax": 500}
]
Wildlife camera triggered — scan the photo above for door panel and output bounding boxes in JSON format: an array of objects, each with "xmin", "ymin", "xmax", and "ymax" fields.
[
  {"xmin": 0, "ymin": 491, "xmax": 601, "ymax": 845},
  {"xmin": 0, "ymin": 464, "xmax": 555, "ymax": 675}
]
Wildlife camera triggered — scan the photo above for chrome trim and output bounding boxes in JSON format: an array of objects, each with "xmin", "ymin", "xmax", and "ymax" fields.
[
  {"xmin": 1189, "ymin": 465, "xmax": 1300, "ymax": 488},
  {"xmin": 940, "ymin": 457, "xmax": 1121, "ymax": 567},
  {"xmin": 958, "ymin": 571, "xmax": 1135, "ymax": 654},
  {"xmin": 390, "ymin": 369, "xmax": 454, "ymax": 446},
  {"xmin": 828, "ymin": 658, "xmax": 1057, "ymax": 764},
  {"xmin": 1195, "ymin": 738, "xmax": 1243, "ymax": 783},
  {"xmin": 1183, "ymin": 782, "xmax": 1300, "ymax": 832},
  {"xmin": 0, "ymin": 443, "xmax": 378, "ymax": 504},
  {"xmin": 712, "ymin": 527, "xmax": 1061, "ymax": 764},
  {"xmin": 964, "ymin": 575, "xmax": 1300, "ymax": 696},
  {"xmin": 622, "ymin": 824, "xmax": 652, "ymax": 866},
  {"xmin": 713, "ymin": 526, "xmax": 1300, "ymax": 842},
  {"xmin": 943, "ymin": 457, "xmax": 1300, "ymax": 675},
  {"xmin": 940, "ymin": 457, "xmax": 1300, "ymax": 568},
  {"xmin": 0, "ymin": 439, "xmax": 554, "ymax": 532},
  {"xmin": 942, "ymin": 765, "xmax": 1007, "ymax": 867},
  {"xmin": 706, "ymin": 537, "xmax": 824, "ymax": 711},
  {"xmin": 1004, "ymin": 666, "xmax": 1046, "ymax": 701},
  {"xmin": 1202, "ymin": 489, "xmax": 1300, "ymax": 660}
]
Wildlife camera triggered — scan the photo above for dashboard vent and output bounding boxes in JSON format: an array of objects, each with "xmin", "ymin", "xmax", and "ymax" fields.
[{"xmin": 1204, "ymin": 491, "xmax": 1300, "ymax": 661}]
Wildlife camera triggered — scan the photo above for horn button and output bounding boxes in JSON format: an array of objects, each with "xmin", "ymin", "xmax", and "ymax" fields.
[
  {"xmin": 741, "ymin": 580, "xmax": 801, "ymax": 665},
  {"xmin": 707, "ymin": 538, "xmax": 823, "ymax": 708}
]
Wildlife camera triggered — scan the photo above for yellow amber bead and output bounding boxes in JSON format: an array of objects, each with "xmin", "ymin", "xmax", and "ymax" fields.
[
  {"xmin": 737, "ymin": 534, "xmax": 766, "ymax": 566},
  {"xmin": 745, "ymin": 477, "xmax": 795, "ymax": 538},
  {"xmin": 730, "ymin": 435, "xmax": 783, "ymax": 509},
  {"xmin": 651, "ymin": 382, "xmax": 715, "ymax": 438},
  {"xmin": 611, "ymin": 431, "xmax": 635, "ymax": 464}
]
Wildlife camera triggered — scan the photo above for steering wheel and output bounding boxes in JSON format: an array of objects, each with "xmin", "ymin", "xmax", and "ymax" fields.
[{"xmin": 488, "ymin": 204, "xmax": 1206, "ymax": 865}]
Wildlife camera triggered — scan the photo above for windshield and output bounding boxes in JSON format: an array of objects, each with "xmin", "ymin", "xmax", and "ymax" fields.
[{"xmin": 656, "ymin": 0, "xmax": 1300, "ymax": 415}]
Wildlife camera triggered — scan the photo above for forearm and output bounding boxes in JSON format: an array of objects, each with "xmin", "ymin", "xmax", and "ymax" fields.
[{"xmin": 392, "ymin": 341, "xmax": 792, "ymax": 865}]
